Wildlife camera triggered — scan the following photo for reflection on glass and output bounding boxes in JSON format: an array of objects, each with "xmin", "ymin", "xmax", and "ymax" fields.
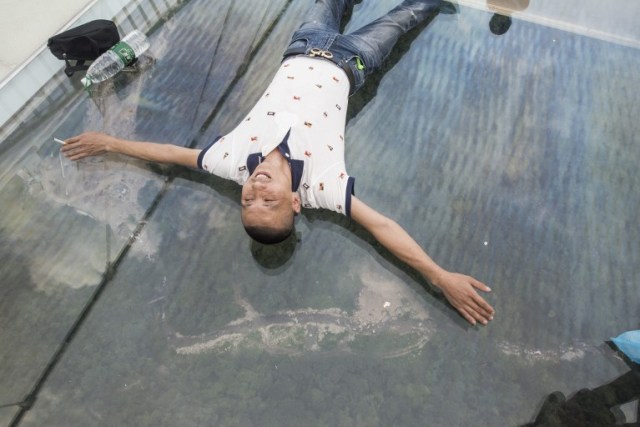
[{"xmin": 487, "ymin": 0, "xmax": 530, "ymax": 35}]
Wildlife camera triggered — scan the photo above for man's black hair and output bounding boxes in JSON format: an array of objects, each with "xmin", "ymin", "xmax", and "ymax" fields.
[{"xmin": 244, "ymin": 224, "xmax": 293, "ymax": 245}]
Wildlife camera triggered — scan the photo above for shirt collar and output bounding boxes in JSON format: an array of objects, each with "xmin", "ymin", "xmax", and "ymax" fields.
[{"xmin": 246, "ymin": 129, "xmax": 303, "ymax": 192}]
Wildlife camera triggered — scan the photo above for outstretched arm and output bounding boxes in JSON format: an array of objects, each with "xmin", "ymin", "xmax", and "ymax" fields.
[
  {"xmin": 350, "ymin": 196, "xmax": 495, "ymax": 326},
  {"xmin": 60, "ymin": 132, "xmax": 200, "ymax": 168}
]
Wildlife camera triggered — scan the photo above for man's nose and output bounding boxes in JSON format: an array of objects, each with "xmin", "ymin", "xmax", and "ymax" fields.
[{"xmin": 252, "ymin": 180, "xmax": 267, "ymax": 190}]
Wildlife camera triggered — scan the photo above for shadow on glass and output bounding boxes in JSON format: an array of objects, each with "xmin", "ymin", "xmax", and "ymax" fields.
[{"xmin": 487, "ymin": 0, "xmax": 530, "ymax": 35}]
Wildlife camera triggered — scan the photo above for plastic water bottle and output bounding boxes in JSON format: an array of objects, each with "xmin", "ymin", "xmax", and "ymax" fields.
[{"xmin": 81, "ymin": 30, "xmax": 150, "ymax": 87}]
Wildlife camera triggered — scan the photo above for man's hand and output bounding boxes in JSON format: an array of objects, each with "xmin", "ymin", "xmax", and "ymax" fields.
[
  {"xmin": 60, "ymin": 132, "xmax": 117, "ymax": 161},
  {"xmin": 431, "ymin": 271, "xmax": 494, "ymax": 326}
]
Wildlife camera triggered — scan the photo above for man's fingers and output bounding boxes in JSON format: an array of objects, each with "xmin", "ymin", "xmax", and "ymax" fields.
[
  {"xmin": 471, "ymin": 293, "xmax": 494, "ymax": 316},
  {"xmin": 61, "ymin": 144, "xmax": 78, "ymax": 155},
  {"xmin": 459, "ymin": 295, "xmax": 494, "ymax": 326},
  {"xmin": 469, "ymin": 296, "xmax": 495, "ymax": 320},
  {"xmin": 60, "ymin": 140, "xmax": 79, "ymax": 153},
  {"xmin": 471, "ymin": 278, "xmax": 492, "ymax": 292},
  {"xmin": 458, "ymin": 308, "xmax": 477, "ymax": 326},
  {"xmin": 461, "ymin": 307, "xmax": 489, "ymax": 326},
  {"xmin": 460, "ymin": 306, "xmax": 490, "ymax": 326},
  {"xmin": 61, "ymin": 144, "xmax": 89, "ymax": 160},
  {"xmin": 62, "ymin": 136, "xmax": 82, "ymax": 146}
]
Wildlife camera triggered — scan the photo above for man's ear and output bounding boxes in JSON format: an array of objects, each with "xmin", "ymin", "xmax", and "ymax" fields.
[{"xmin": 292, "ymin": 193, "xmax": 301, "ymax": 215}]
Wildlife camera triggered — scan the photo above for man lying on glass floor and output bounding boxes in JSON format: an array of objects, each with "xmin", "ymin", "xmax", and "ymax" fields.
[{"xmin": 61, "ymin": 0, "xmax": 495, "ymax": 326}]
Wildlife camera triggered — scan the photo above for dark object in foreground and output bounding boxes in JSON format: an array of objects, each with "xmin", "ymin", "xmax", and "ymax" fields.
[
  {"xmin": 47, "ymin": 19, "xmax": 120, "ymax": 76},
  {"xmin": 489, "ymin": 14, "xmax": 512, "ymax": 35}
]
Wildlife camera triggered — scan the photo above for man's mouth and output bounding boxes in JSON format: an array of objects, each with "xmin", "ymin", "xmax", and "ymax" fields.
[{"xmin": 254, "ymin": 171, "xmax": 271, "ymax": 181}]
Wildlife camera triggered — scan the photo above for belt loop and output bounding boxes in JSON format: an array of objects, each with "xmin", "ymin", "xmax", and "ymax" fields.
[{"xmin": 282, "ymin": 47, "xmax": 356, "ymax": 93}]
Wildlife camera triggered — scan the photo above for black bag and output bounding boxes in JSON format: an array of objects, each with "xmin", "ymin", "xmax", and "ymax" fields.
[{"xmin": 47, "ymin": 20, "xmax": 120, "ymax": 77}]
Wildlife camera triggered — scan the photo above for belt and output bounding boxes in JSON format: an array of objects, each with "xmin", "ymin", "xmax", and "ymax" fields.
[{"xmin": 283, "ymin": 47, "xmax": 355, "ymax": 91}]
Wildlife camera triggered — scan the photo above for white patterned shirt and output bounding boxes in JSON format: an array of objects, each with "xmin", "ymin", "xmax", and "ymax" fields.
[{"xmin": 198, "ymin": 56, "xmax": 355, "ymax": 216}]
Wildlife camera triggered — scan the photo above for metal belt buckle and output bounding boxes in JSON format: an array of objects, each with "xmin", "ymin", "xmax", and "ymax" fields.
[{"xmin": 309, "ymin": 48, "xmax": 334, "ymax": 59}]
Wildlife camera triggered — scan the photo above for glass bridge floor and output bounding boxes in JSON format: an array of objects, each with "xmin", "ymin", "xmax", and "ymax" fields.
[{"xmin": 1, "ymin": 0, "xmax": 639, "ymax": 425}]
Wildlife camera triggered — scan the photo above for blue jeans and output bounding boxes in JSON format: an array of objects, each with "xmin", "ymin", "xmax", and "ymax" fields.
[{"xmin": 283, "ymin": 0, "xmax": 443, "ymax": 94}]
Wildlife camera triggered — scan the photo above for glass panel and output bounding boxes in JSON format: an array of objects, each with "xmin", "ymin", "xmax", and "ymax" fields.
[
  {"xmin": 0, "ymin": 407, "xmax": 20, "ymax": 427},
  {"xmin": 0, "ymin": 0, "xmax": 288, "ymax": 416},
  {"xmin": 2, "ymin": 0, "xmax": 639, "ymax": 426}
]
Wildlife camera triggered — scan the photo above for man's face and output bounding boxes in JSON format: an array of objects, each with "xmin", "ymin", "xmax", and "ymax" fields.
[{"xmin": 241, "ymin": 152, "xmax": 300, "ymax": 227}]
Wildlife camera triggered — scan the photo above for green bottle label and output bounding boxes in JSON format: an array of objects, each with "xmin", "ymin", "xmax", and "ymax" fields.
[{"xmin": 110, "ymin": 41, "xmax": 136, "ymax": 65}]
